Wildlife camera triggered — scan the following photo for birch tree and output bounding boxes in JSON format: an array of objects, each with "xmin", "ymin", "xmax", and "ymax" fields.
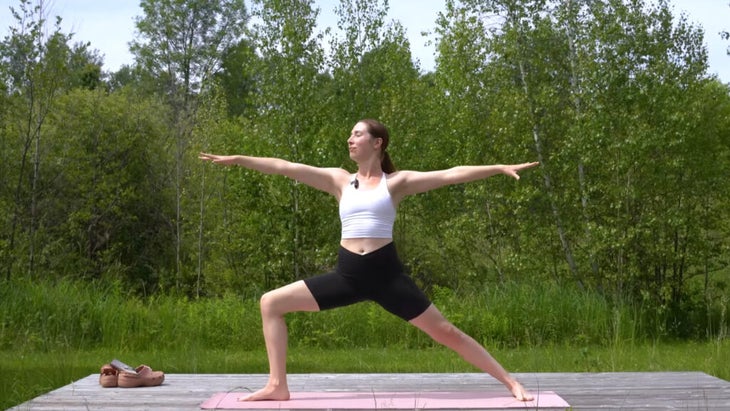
[
  {"xmin": 0, "ymin": 0, "xmax": 71, "ymax": 279},
  {"xmin": 130, "ymin": 0, "xmax": 248, "ymax": 291},
  {"xmin": 245, "ymin": 0, "xmax": 329, "ymax": 286}
]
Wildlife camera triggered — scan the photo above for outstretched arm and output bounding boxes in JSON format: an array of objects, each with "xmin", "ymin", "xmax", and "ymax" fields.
[
  {"xmin": 389, "ymin": 162, "xmax": 539, "ymax": 201},
  {"xmin": 199, "ymin": 153, "xmax": 349, "ymax": 197}
]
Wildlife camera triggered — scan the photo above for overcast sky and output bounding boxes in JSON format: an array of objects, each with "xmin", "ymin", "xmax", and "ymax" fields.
[{"xmin": 1, "ymin": 0, "xmax": 728, "ymax": 82}]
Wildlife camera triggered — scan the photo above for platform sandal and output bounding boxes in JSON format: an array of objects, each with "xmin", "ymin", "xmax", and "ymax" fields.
[
  {"xmin": 117, "ymin": 365, "xmax": 165, "ymax": 388},
  {"xmin": 99, "ymin": 364, "xmax": 118, "ymax": 388}
]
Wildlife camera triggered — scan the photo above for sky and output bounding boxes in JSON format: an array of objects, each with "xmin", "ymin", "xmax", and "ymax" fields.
[{"xmin": 1, "ymin": 0, "xmax": 728, "ymax": 82}]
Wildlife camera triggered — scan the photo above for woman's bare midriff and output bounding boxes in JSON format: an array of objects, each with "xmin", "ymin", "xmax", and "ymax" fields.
[{"xmin": 340, "ymin": 238, "xmax": 393, "ymax": 255}]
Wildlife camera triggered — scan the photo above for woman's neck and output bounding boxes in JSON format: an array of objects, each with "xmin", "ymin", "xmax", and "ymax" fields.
[
  {"xmin": 355, "ymin": 158, "xmax": 383, "ymax": 179},
  {"xmin": 356, "ymin": 169, "xmax": 383, "ymax": 180}
]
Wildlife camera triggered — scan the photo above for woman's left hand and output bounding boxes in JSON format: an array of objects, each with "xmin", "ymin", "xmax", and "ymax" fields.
[{"xmin": 503, "ymin": 162, "xmax": 540, "ymax": 179}]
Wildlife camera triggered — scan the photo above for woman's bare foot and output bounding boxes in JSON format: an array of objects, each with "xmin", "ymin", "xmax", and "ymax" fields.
[
  {"xmin": 238, "ymin": 385, "xmax": 290, "ymax": 401},
  {"xmin": 509, "ymin": 381, "xmax": 534, "ymax": 401}
]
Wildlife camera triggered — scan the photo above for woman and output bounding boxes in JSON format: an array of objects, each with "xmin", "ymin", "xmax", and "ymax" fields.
[{"xmin": 199, "ymin": 119, "xmax": 538, "ymax": 402}]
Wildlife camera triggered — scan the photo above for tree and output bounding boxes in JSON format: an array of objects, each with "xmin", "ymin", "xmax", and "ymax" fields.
[
  {"xmin": 428, "ymin": 0, "xmax": 557, "ymax": 288},
  {"xmin": 40, "ymin": 89, "xmax": 172, "ymax": 290},
  {"xmin": 0, "ymin": 0, "xmax": 72, "ymax": 279},
  {"xmin": 328, "ymin": 0, "xmax": 391, "ymax": 119},
  {"xmin": 214, "ymin": 39, "xmax": 260, "ymax": 118},
  {"xmin": 65, "ymin": 41, "xmax": 103, "ymax": 90},
  {"xmin": 130, "ymin": 0, "xmax": 248, "ymax": 292},
  {"xmin": 238, "ymin": 0, "xmax": 330, "ymax": 287}
]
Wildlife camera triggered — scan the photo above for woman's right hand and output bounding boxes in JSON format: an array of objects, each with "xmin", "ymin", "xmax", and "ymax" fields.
[{"xmin": 198, "ymin": 153, "xmax": 241, "ymax": 166}]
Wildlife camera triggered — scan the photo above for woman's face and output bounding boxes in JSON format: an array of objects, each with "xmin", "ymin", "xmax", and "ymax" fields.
[{"xmin": 348, "ymin": 122, "xmax": 381, "ymax": 160}]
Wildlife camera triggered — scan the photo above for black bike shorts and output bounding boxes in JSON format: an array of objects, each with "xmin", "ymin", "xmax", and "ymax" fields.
[{"xmin": 303, "ymin": 242, "xmax": 431, "ymax": 321}]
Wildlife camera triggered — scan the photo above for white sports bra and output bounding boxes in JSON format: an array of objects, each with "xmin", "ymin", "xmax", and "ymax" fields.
[{"xmin": 339, "ymin": 174, "xmax": 396, "ymax": 239}]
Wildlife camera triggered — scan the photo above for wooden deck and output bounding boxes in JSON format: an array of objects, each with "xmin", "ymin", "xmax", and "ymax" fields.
[{"xmin": 8, "ymin": 372, "xmax": 730, "ymax": 410}]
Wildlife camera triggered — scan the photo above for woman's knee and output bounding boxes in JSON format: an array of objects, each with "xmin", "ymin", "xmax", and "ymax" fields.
[
  {"xmin": 259, "ymin": 281, "xmax": 318, "ymax": 317},
  {"xmin": 260, "ymin": 290, "xmax": 284, "ymax": 316}
]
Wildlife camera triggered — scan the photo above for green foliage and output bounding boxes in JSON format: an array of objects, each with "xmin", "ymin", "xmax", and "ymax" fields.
[
  {"xmin": 0, "ymin": 0, "xmax": 107, "ymax": 281},
  {"xmin": 0, "ymin": 0, "xmax": 728, "ymax": 337},
  {"xmin": 214, "ymin": 39, "xmax": 259, "ymax": 118},
  {"xmin": 131, "ymin": 0, "xmax": 248, "ymax": 97},
  {"xmin": 430, "ymin": 0, "xmax": 730, "ymax": 320}
]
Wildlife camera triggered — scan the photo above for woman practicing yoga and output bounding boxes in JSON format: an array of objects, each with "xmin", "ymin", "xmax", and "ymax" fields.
[{"xmin": 199, "ymin": 119, "xmax": 538, "ymax": 402}]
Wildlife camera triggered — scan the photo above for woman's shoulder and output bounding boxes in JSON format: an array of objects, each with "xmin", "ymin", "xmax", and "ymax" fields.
[
  {"xmin": 383, "ymin": 170, "xmax": 417, "ymax": 202},
  {"xmin": 385, "ymin": 169, "xmax": 418, "ymax": 182}
]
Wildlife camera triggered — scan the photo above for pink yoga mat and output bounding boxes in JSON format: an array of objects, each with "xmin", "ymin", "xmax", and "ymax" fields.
[{"xmin": 200, "ymin": 390, "xmax": 570, "ymax": 409}]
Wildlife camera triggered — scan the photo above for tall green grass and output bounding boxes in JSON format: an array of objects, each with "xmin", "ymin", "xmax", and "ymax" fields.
[
  {"xmin": 0, "ymin": 278, "xmax": 262, "ymax": 352},
  {"xmin": 1, "ymin": 277, "xmax": 726, "ymax": 352}
]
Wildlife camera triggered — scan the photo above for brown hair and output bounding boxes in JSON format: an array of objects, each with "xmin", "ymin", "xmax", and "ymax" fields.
[{"xmin": 360, "ymin": 119, "xmax": 396, "ymax": 173}]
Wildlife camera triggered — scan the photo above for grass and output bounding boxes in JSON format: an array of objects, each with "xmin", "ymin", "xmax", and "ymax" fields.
[
  {"xmin": 2, "ymin": 340, "xmax": 728, "ymax": 409},
  {"xmin": 1, "ymin": 276, "xmax": 728, "ymax": 408},
  {"xmin": 8, "ymin": 276, "xmax": 726, "ymax": 352}
]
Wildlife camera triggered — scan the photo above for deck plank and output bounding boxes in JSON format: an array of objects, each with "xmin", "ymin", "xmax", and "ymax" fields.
[{"xmin": 8, "ymin": 372, "xmax": 730, "ymax": 410}]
